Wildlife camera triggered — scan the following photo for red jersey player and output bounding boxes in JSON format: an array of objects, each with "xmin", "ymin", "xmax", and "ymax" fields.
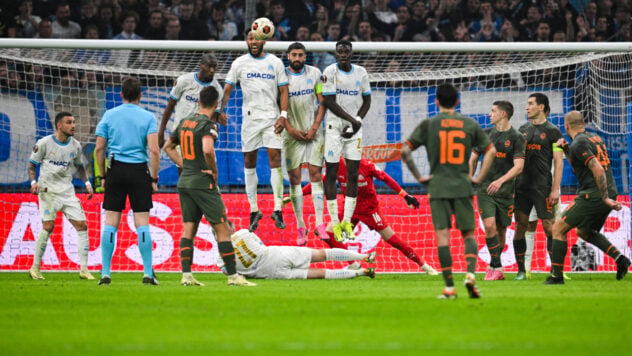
[{"xmin": 291, "ymin": 157, "xmax": 438, "ymax": 274}]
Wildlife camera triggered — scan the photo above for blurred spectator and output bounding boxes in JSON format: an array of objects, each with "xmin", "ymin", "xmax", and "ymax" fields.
[
  {"xmin": 597, "ymin": 0, "xmax": 613, "ymax": 17},
  {"xmin": 325, "ymin": 21, "xmax": 342, "ymax": 41},
  {"xmin": 35, "ymin": 19, "xmax": 52, "ymax": 38},
  {"xmin": 295, "ymin": 25, "xmax": 310, "ymax": 41},
  {"xmin": 409, "ymin": 0, "xmax": 430, "ymax": 34},
  {"xmin": 113, "ymin": 11, "xmax": 142, "ymax": 40},
  {"xmin": 330, "ymin": 0, "xmax": 347, "ymax": 21},
  {"xmin": 142, "ymin": 9, "xmax": 166, "ymax": 40},
  {"xmin": 285, "ymin": 0, "xmax": 317, "ymax": 27},
  {"xmin": 146, "ymin": 0, "xmax": 166, "ymax": 13},
  {"xmin": 25, "ymin": 64, "xmax": 44, "ymax": 90},
  {"xmin": 270, "ymin": 0, "xmax": 293, "ymax": 41},
  {"xmin": 310, "ymin": 31, "xmax": 335, "ymax": 71},
  {"xmin": 79, "ymin": 0, "xmax": 99, "ymax": 35},
  {"xmin": 340, "ymin": 2, "xmax": 362, "ymax": 39},
  {"xmin": 72, "ymin": 25, "xmax": 111, "ymax": 65},
  {"xmin": 492, "ymin": 0, "xmax": 511, "ymax": 19},
  {"xmin": 97, "ymin": 3, "xmax": 118, "ymax": 39},
  {"xmin": 179, "ymin": 0, "xmax": 209, "ymax": 40},
  {"xmin": 207, "ymin": 2, "xmax": 238, "ymax": 41},
  {"xmin": 310, "ymin": 4, "xmax": 329, "ymax": 37},
  {"xmin": 52, "ymin": 2, "xmax": 82, "ymax": 38},
  {"xmin": 434, "ymin": 0, "xmax": 465, "ymax": 38},
  {"xmin": 535, "ymin": 20, "xmax": 551, "ymax": 42},
  {"xmin": 392, "ymin": 6, "xmax": 417, "ymax": 41},
  {"xmin": 552, "ymin": 29, "xmax": 567, "ymax": 42},
  {"xmin": 595, "ymin": 15, "xmax": 612, "ymax": 39},
  {"xmin": 470, "ymin": 0, "xmax": 502, "ymax": 36},
  {"xmin": 13, "ymin": 0, "xmax": 41, "ymax": 38},
  {"xmin": 584, "ymin": 1, "xmax": 598, "ymax": 27},
  {"xmin": 518, "ymin": 4, "xmax": 542, "ymax": 41},
  {"xmin": 464, "ymin": 0, "xmax": 481, "ymax": 24},
  {"xmin": 165, "ymin": 17, "xmax": 182, "ymax": 40},
  {"xmin": 54, "ymin": 72, "xmax": 99, "ymax": 150},
  {"xmin": 120, "ymin": 0, "xmax": 148, "ymax": 26},
  {"xmin": 169, "ymin": 0, "xmax": 183, "ymax": 18},
  {"xmin": 499, "ymin": 18, "xmax": 518, "ymax": 41},
  {"xmin": 357, "ymin": 20, "xmax": 373, "ymax": 41}
]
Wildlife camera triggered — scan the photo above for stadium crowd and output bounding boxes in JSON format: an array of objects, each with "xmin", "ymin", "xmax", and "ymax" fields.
[{"xmin": 0, "ymin": 0, "xmax": 630, "ymax": 43}]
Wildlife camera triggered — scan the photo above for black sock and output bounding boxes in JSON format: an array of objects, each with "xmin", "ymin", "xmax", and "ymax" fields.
[
  {"xmin": 437, "ymin": 246, "xmax": 454, "ymax": 287},
  {"xmin": 180, "ymin": 238, "xmax": 194, "ymax": 273},
  {"xmin": 546, "ymin": 234, "xmax": 553, "ymax": 259},
  {"xmin": 218, "ymin": 241, "xmax": 237, "ymax": 275},
  {"xmin": 486, "ymin": 235, "xmax": 501, "ymax": 268},
  {"xmin": 464, "ymin": 237, "xmax": 478, "ymax": 274},
  {"xmin": 514, "ymin": 238, "xmax": 526, "ymax": 272},
  {"xmin": 583, "ymin": 230, "xmax": 621, "ymax": 261},
  {"xmin": 551, "ymin": 239, "xmax": 567, "ymax": 278}
]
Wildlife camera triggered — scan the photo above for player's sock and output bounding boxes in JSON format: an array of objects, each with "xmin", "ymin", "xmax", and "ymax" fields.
[
  {"xmin": 325, "ymin": 232, "xmax": 348, "ymax": 249},
  {"xmin": 325, "ymin": 248, "xmax": 365, "ymax": 261},
  {"xmin": 218, "ymin": 241, "xmax": 237, "ymax": 275},
  {"xmin": 386, "ymin": 234, "xmax": 424, "ymax": 266},
  {"xmin": 244, "ymin": 168, "xmax": 259, "ymax": 213},
  {"xmin": 437, "ymin": 245, "xmax": 454, "ymax": 287},
  {"xmin": 464, "ymin": 237, "xmax": 478, "ymax": 274},
  {"xmin": 290, "ymin": 184, "xmax": 305, "ymax": 227},
  {"xmin": 524, "ymin": 230, "xmax": 535, "ymax": 271},
  {"xmin": 136, "ymin": 225, "xmax": 153, "ymax": 277},
  {"xmin": 100, "ymin": 225, "xmax": 117, "ymax": 278},
  {"xmin": 550, "ymin": 239, "xmax": 567, "ymax": 278},
  {"xmin": 327, "ymin": 199, "xmax": 339, "ymax": 224},
  {"xmin": 33, "ymin": 229, "xmax": 51, "ymax": 269},
  {"xmin": 513, "ymin": 238, "xmax": 527, "ymax": 272},
  {"xmin": 486, "ymin": 235, "xmax": 501, "ymax": 268},
  {"xmin": 77, "ymin": 230, "xmax": 89, "ymax": 270},
  {"xmin": 583, "ymin": 231, "xmax": 622, "ymax": 260},
  {"xmin": 180, "ymin": 238, "xmax": 193, "ymax": 273},
  {"xmin": 311, "ymin": 181, "xmax": 325, "ymax": 226},
  {"xmin": 343, "ymin": 196, "xmax": 357, "ymax": 222},
  {"xmin": 271, "ymin": 167, "xmax": 284, "ymax": 211},
  {"xmin": 546, "ymin": 234, "xmax": 553, "ymax": 260},
  {"xmin": 325, "ymin": 269, "xmax": 358, "ymax": 279}
]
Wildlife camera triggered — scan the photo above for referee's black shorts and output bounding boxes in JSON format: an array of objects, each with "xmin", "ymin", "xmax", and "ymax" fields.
[{"xmin": 103, "ymin": 159, "xmax": 153, "ymax": 212}]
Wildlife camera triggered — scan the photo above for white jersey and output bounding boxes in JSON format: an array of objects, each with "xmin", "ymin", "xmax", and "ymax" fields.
[
  {"xmin": 286, "ymin": 65, "xmax": 322, "ymax": 132},
  {"xmin": 169, "ymin": 72, "xmax": 224, "ymax": 127},
  {"xmin": 321, "ymin": 63, "xmax": 371, "ymax": 127},
  {"xmin": 217, "ymin": 229, "xmax": 268, "ymax": 275},
  {"xmin": 29, "ymin": 135, "xmax": 83, "ymax": 194},
  {"xmin": 225, "ymin": 52, "xmax": 288, "ymax": 121}
]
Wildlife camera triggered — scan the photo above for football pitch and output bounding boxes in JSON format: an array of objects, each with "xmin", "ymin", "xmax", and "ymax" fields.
[{"xmin": 1, "ymin": 272, "xmax": 630, "ymax": 354}]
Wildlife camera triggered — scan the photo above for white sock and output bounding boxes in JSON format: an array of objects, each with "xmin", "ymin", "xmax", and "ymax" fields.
[
  {"xmin": 343, "ymin": 196, "xmax": 357, "ymax": 222},
  {"xmin": 270, "ymin": 167, "xmax": 284, "ymax": 211},
  {"xmin": 325, "ymin": 248, "xmax": 366, "ymax": 261},
  {"xmin": 311, "ymin": 181, "xmax": 325, "ymax": 226},
  {"xmin": 325, "ymin": 269, "xmax": 358, "ymax": 279},
  {"xmin": 32, "ymin": 229, "xmax": 51, "ymax": 269},
  {"xmin": 245, "ymin": 168, "xmax": 259, "ymax": 213},
  {"xmin": 290, "ymin": 184, "xmax": 305, "ymax": 227},
  {"xmin": 327, "ymin": 199, "xmax": 339, "ymax": 224},
  {"xmin": 525, "ymin": 230, "xmax": 535, "ymax": 271},
  {"xmin": 77, "ymin": 230, "xmax": 89, "ymax": 271},
  {"xmin": 183, "ymin": 272, "xmax": 192, "ymax": 278}
]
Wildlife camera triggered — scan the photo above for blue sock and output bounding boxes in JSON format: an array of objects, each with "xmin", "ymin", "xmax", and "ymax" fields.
[
  {"xmin": 136, "ymin": 225, "xmax": 153, "ymax": 277},
  {"xmin": 100, "ymin": 225, "xmax": 117, "ymax": 278}
]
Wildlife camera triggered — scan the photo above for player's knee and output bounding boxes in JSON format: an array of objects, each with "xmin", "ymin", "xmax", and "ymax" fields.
[{"xmin": 483, "ymin": 222, "xmax": 497, "ymax": 237}]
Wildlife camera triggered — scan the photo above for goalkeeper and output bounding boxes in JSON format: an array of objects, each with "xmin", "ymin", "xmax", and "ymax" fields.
[
  {"xmin": 216, "ymin": 221, "xmax": 377, "ymax": 280},
  {"xmin": 290, "ymin": 157, "xmax": 438, "ymax": 275}
]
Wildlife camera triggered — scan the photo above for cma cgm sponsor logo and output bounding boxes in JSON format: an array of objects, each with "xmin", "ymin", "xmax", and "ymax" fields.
[
  {"xmin": 336, "ymin": 89, "xmax": 359, "ymax": 96},
  {"xmin": 185, "ymin": 95, "xmax": 198, "ymax": 102},
  {"xmin": 289, "ymin": 88, "xmax": 314, "ymax": 97},
  {"xmin": 247, "ymin": 72, "xmax": 275, "ymax": 79},
  {"xmin": 49, "ymin": 160, "xmax": 71, "ymax": 167}
]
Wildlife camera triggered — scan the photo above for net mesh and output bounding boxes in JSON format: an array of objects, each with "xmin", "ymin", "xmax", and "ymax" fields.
[{"xmin": 0, "ymin": 43, "xmax": 630, "ymax": 273}]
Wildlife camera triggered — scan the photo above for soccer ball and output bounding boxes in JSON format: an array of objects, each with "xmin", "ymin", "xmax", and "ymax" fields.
[{"xmin": 252, "ymin": 17, "xmax": 275, "ymax": 40}]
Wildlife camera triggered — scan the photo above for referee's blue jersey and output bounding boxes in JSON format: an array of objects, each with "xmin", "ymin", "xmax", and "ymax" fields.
[{"xmin": 96, "ymin": 103, "xmax": 157, "ymax": 164}]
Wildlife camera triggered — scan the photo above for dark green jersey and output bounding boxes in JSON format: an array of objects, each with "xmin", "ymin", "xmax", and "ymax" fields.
[
  {"xmin": 516, "ymin": 121, "xmax": 563, "ymax": 192},
  {"xmin": 170, "ymin": 113, "xmax": 218, "ymax": 190},
  {"xmin": 406, "ymin": 112, "xmax": 491, "ymax": 198},
  {"xmin": 569, "ymin": 131, "xmax": 617, "ymax": 199},
  {"xmin": 477, "ymin": 127, "xmax": 526, "ymax": 198}
]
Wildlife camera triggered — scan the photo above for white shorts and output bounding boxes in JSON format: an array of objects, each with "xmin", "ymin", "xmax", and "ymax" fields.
[
  {"xmin": 241, "ymin": 118, "xmax": 283, "ymax": 152},
  {"xmin": 253, "ymin": 246, "xmax": 312, "ymax": 279},
  {"xmin": 324, "ymin": 119, "xmax": 362, "ymax": 163},
  {"xmin": 283, "ymin": 130, "xmax": 324, "ymax": 170},
  {"xmin": 38, "ymin": 189, "xmax": 86, "ymax": 222},
  {"xmin": 528, "ymin": 204, "xmax": 560, "ymax": 222}
]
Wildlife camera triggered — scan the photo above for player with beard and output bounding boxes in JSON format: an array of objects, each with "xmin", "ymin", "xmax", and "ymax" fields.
[
  {"xmin": 220, "ymin": 31, "xmax": 289, "ymax": 232},
  {"xmin": 321, "ymin": 40, "xmax": 371, "ymax": 242},
  {"xmin": 283, "ymin": 42, "xmax": 326, "ymax": 246}
]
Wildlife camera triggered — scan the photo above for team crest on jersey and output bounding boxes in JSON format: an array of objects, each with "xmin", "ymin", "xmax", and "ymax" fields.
[
  {"xmin": 321, "ymin": 75, "xmax": 327, "ymax": 83},
  {"xmin": 32, "ymin": 145, "xmax": 38, "ymax": 153},
  {"xmin": 267, "ymin": 64, "xmax": 274, "ymax": 71},
  {"xmin": 307, "ymin": 78, "xmax": 313, "ymax": 85},
  {"xmin": 504, "ymin": 140, "xmax": 510, "ymax": 147},
  {"xmin": 540, "ymin": 132, "xmax": 546, "ymax": 140},
  {"xmin": 328, "ymin": 150, "xmax": 334, "ymax": 157},
  {"xmin": 69, "ymin": 152, "xmax": 75, "ymax": 159},
  {"xmin": 355, "ymin": 80, "xmax": 361, "ymax": 87}
]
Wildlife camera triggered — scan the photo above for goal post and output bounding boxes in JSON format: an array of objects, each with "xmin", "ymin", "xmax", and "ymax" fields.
[{"xmin": 0, "ymin": 39, "xmax": 629, "ymax": 273}]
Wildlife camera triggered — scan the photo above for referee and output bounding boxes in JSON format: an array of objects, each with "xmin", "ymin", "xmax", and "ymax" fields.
[{"xmin": 95, "ymin": 77, "xmax": 160, "ymax": 285}]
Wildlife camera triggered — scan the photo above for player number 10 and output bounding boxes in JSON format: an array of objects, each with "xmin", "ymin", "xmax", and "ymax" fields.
[
  {"xmin": 439, "ymin": 130, "xmax": 465, "ymax": 164},
  {"xmin": 180, "ymin": 131, "xmax": 195, "ymax": 160}
]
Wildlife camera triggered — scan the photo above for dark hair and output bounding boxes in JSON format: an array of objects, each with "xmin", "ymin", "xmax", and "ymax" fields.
[
  {"xmin": 336, "ymin": 39, "xmax": 352, "ymax": 50},
  {"xmin": 200, "ymin": 53, "xmax": 217, "ymax": 67},
  {"xmin": 121, "ymin": 76, "xmax": 142, "ymax": 101},
  {"xmin": 529, "ymin": 92, "xmax": 550, "ymax": 115},
  {"xmin": 436, "ymin": 83, "xmax": 458, "ymax": 108},
  {"xmin": 199, "ymin": 86, "xmax": 219, "ymax": 108},
  {"xmin": 121, "ymin": 10, "xmax": 139, "ymax": 25},
  {"xmin": 493, "ymin": 100, "xmax": 514, "ymax": 120},
  {"xmin": 287, "ymin": 42, "xmax": 306, "ymax": 52},
  {"xmin": 55, "ymin": 111, "xmax": 73, "ymax": 127}
]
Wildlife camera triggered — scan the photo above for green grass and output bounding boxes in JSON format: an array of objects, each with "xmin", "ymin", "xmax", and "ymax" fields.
[{"xmin": 1, "ymin": 272, "xmax": 631, "ymax": 354}]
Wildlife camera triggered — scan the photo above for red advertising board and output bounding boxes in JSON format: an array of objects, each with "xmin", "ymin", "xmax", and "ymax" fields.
[{"xmin": 0, "ymin": 193, "xmax": 629, "ymax": 273}]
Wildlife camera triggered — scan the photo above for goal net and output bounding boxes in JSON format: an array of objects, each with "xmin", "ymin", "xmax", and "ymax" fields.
[{"xmin": 0, "ymin": 40, "xmax": 629, "ymax": 274}]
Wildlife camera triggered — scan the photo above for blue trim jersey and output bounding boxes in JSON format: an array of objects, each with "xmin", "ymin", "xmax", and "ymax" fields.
[
  {"xmin": 321, "ymin": 63, "xmax": 370, "ymax": 127},
  {"xmin": 29, "ymin": 135, "xmax": 83, "ymax": 194},
  {"xmin": 169, "ymin": 72, "xmax": 223, "ymax": 128},
  {"xmin": 225, "ymin": 53, "xmax": 289, "ymax": 121},
  {"xmin": 286, "ymin": 65, "xmax": 322, "ymax": 132}
]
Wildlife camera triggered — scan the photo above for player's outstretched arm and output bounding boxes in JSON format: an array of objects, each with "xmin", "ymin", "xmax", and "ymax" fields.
[
  {"xmin": 218, "ymin": 83, "xmax": 234, "ymax": 125},
  {"xmin": 75, "ymin": 163, "xmax": 94, "ymax": 199},
  {"xmin": 401, "ymin": 144, "xmax": 432, "ymax": 184},
  {"xmin": 95, "ymin": 136, "xmax": 107, "ymax": 191},
  {"xmin": 550, "ymin": 150, "xmax": 564, "ymax": 206},
  {"xmin": 27, "ymin": 161, "xmax": 39, "ymax": 195},
  {"xmin": 164, "ymin": 136, "xmax": 183, "ymax": 168},
  {"xmin": 158, "ymin": 98, "xmax": 177, "ymax": 148}
]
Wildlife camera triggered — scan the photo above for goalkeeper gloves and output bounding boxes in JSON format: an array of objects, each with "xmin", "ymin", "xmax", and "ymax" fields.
[{"xmin": 404, "ymin": 194, "xmax": 420, "ymax": 209}]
